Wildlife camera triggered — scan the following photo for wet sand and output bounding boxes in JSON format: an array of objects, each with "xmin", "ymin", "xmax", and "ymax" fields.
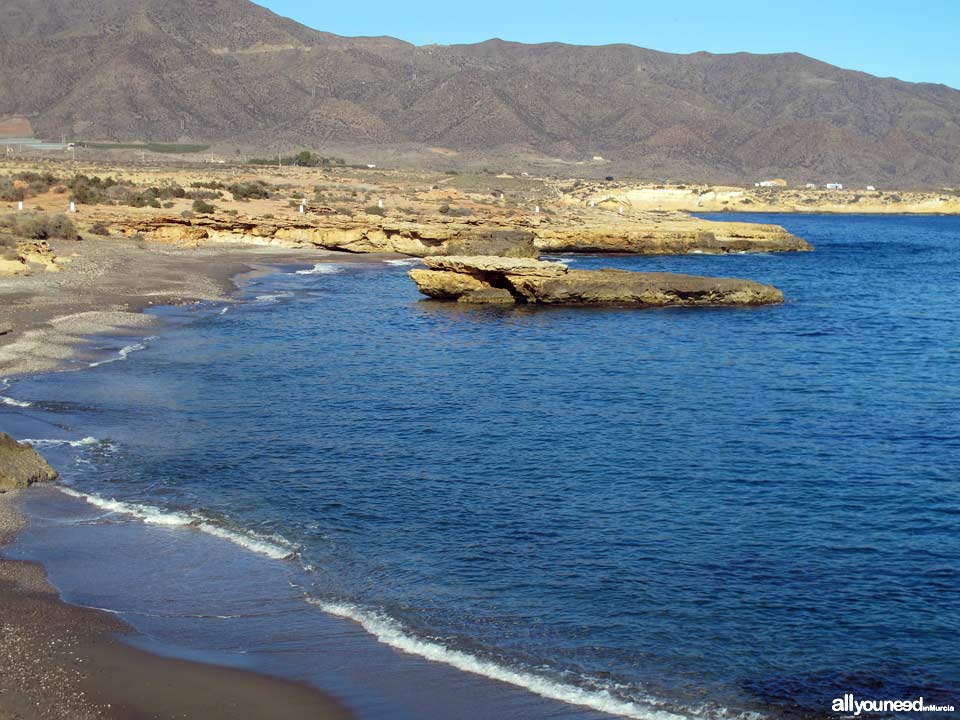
[{"xmin": 1, "ymin": 491, "xmax": 352, "ymax": 719}]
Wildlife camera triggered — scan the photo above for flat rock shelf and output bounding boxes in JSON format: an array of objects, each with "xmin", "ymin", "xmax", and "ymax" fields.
[{"xmin": 409, "ymin": 256, "xmax": 785, "ymax": 307}]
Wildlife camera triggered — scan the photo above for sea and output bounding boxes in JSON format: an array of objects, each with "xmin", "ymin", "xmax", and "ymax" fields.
[{"xmin": 2, "ymin": 213, "xmax": 958, "ymax": 719}]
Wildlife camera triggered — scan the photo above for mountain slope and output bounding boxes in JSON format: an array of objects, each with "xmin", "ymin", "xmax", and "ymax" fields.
[{"xmin": 2, "ymin": 0, "xmax": 959, "ymax": 185}]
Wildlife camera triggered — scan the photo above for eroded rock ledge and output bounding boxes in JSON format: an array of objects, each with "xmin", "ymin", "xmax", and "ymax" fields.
[
  {"xmin": 409, "ymin": 256, "xmax": 784, "ymax": 307},
  {"xmin": 108, "ymin": 211, "xmax": 811, "ymax": 257}
]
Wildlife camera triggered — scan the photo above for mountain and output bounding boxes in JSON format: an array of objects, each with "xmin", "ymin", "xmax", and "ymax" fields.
[{"xmin": 2, "ymin": 0, "xmax": 959, "ymax": 186}]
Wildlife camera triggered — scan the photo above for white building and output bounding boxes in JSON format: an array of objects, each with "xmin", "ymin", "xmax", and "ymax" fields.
[
  {"xmin": 825, "ymin": 183, "xmax": 844, "ymax": 190},
  {"xmin": 805, "ymin": 183, "xmax": 817, "ymax": 189},
  {"xmin": 866, "ymin": 185, "xmax": 876, "ymax": 191}
]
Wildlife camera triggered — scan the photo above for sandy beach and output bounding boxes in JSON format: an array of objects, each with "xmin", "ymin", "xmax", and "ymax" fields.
[
  {"xmin": 1, "ymin": 489, "xmax": 352, "ymax": 720},
  {"xmin": 0, "ymin": 238, "xmax": 379, "ymax": 719},
  {"xmin": 0, "ymin": 233, "xmax": 393, "ymax": 377}
]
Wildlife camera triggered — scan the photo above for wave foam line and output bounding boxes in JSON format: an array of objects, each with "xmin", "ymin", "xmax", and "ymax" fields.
[
  {"xmin": 21, "ymin": 436, "xmax": 102, "ymax": 448},
  {"xmin": 89, "ymin": 336, "xmax": 158, "ymax": 368},
  {"xmin": 1, "ymin": 395, "xmax": 32, "ymax": 408},
  {"xmin": 57, "ymin": 487, "xmax": 296, "ymax": 561},
  {"xmin": 309, "ymin": 600, "xmax": 689, "ymax": 720},
  {"xmin": 0, "ymin": 379, "xmax": 32, "ymax": 407},
  {"xmin": 383, "ymin": 259, "xmax": 418, "ymax": 266},
  {"xmin": 296, "ymin": 263, "xmax": 342, "ymax": 275}
]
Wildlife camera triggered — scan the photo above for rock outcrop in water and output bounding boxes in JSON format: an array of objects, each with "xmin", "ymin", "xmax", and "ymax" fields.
[
  {"xmin": 409, "ymin": 256, "xmax": 784, "ymax": 307},
  {"xmin": 0, "ymin": 433, "xmax": 59, "ymax": 491}
]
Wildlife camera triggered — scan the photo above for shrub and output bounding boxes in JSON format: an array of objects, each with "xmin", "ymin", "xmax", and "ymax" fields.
[
  {"xmin": 0, "ymin": 179, "xmax": 25, "ymax": 202},
  {"xmin": 181, "ymin": 210, "xmax": 194, "ymax": 219},
  {"xmin": 192, "ymin": 199, "xmax": 216, "ymax": 214},
  {"xmin": 364, "ymin": 205, "xmax": 387, "ymax": 217},
  {"xmin": 89, "ymin": 222, "xmax": 110, "ymax": 236},
  {"xmin": 156, "ymin": 184, "xmax": 186, "ymax": 200},
  {"xmin": 189, "ymin": 189, "xmax": 222, "ymax": 201},
  {"xmin": 229, "ymin": 182, "xmax": 271, "ymax": 201},
  {"xmin": 190, "ymin": 180, "xmax": 225, "ymax": 191},
  {"xmin": 0, "ymin": 212, "xmax": 77, "ymax": 240}
]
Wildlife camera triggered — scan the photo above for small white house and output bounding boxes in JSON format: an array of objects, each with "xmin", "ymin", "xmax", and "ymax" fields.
[
  {"xmin": 825, "ymin": 183, "xmax": 844, "ymax": 190},
  {"xmin": 866, "ymin": 185, "xmax": 876, "ymax": 191},
  {"xmin": 805, "ymin": 183, "xmax": 817, "ymax": 189}
]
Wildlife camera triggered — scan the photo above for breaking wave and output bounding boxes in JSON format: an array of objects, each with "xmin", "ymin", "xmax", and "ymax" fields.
[
  {"xmin": 309, "ymin": 599, "xmax": 692, "ymax": 720},
  {"xmin": 0, "ymin": 378, "xmax": 33, "ymax": 407},
  {"xmin": 20, "ymin": 436, "xmax": 103, "ymax": 448},
  {"xmin": 1, "ymin": 395, "xmax": 32, "ymax": 408},
  {"xmin": 296, "ymin": 263, "xmax": 343, "ymax": 275},
  {"xmin": 57, "ymin": 487, "xmax": 297, "ymax": 561},
  {"xmin": 89, "ymin": 336, "xmax": 158, "ymax": 368}
]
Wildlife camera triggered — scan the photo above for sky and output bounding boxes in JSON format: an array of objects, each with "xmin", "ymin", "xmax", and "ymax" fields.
[{"xmin": 259, "ymin": 0, "xmax": 960, "ymax": 89}]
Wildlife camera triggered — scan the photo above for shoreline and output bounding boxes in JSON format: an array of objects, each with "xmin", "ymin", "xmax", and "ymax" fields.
[
  {"xmin": 0, "ymin": 236, "xmax": 397, "ymax": 378},
  {"xmin": 0, "ymin": 490, "xmax": 352, "ymax": 720},
  {"xmin": 0, "ymin": 244, "xmax": 391, "ymax": 720},
  {"xmin": 0, "ymin": 249, "xmax": 650, "ymax": 720}
]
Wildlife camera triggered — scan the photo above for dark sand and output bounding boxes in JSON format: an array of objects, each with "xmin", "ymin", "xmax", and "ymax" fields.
[
  {"xmin": 0, "ymin": 237, "xmax": 376, "ymax": 719},
  {"xmin": 1, "ymin": 492, "xmax": 351, "ymax": 720}
]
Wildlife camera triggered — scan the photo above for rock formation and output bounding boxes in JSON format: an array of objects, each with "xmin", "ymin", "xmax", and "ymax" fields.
[
  {"xmin": 112, "ymin": 211, "xmax": 809, "ymax": 258},
  {"xmin": 409, "ymin": 256, "xmax": 784, "ymax": 307},
  {"xmin": 0, "ymin": 241, "xmax": 61, "ymax": 277},
  {"xmin": 0, "ymin": 433, "xmax": 59, "ymax": 491}
]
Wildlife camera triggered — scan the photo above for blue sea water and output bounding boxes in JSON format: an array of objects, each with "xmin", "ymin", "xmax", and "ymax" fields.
[{"xmin": 2, "ymin": 214, "xmax": 959, "ymax": 719}]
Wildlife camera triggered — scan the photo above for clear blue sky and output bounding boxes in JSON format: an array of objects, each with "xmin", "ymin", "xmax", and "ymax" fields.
[{"xmin": 259, "ymin": 0, "xmax": 960, "ymax": 89}]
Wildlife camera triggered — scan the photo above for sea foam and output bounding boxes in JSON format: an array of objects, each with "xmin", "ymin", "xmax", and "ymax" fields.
[
  {"xmin": 21, "ymin": 436, "xmax": 103, "ymax": 448},
  {"xmin": 89, "ymin": 336, "xmax": 158, "ymax": 368},
  {"xmin": 296, "ymin": 263, "xmax": 342, "ymax": 275},
  {"xmin": 309, "ymin": 599, "xmax": 690, "ymax": 720},
  {"xmin": 1, "ymin": 396, "xmax": 33, "ymax": 408},
  {"xmin": 0, "ymin": 378, "xmax": 33, "ymax": 407},
  {"xmin": 57, "ymin": 487, "xmax": 296, "ymax": 561}
]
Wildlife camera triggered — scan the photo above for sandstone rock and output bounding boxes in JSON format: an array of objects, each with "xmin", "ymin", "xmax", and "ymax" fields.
[
  {"xmin": 0, "ymin": 241, "xmax": 61, "ymax": 276},
  {"xmin": 103, "ymin": 209, "xmax": 804, "ymax": 258},
  {"xmin": 17, "ymin": 240, "xmax": 61, "ymax": 272},
  {"xmin": 0, "ymin": 253, "xmax": 26, "ymax": 276},
  {"xmin": 408, "ymin": 269, "xmax": 492, "ymax": 299},
  {"xmin": 0, "ymin": 433, "xmax": 59, "ymax": 492},
  {"xmin": 458, "ymin": 288, "xmax": 515, "ymax": 304},
  {"xmin": 533, "ymin": 220, "xmax": 811, "ymax": 255},
  {"xmin": 409, "ymin": 256, "xmax": 784, "ymax": 307},
  {"xmin": 442, "ymin": 230, "xmax": 538, "ymax": 258},
  {"xmin": 509, "ymin": 269, "xmax": 784, "ymax": 306},
  {"xmin": 423, "ymin": 255, "xmax": 568, "ymax": 277}
]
